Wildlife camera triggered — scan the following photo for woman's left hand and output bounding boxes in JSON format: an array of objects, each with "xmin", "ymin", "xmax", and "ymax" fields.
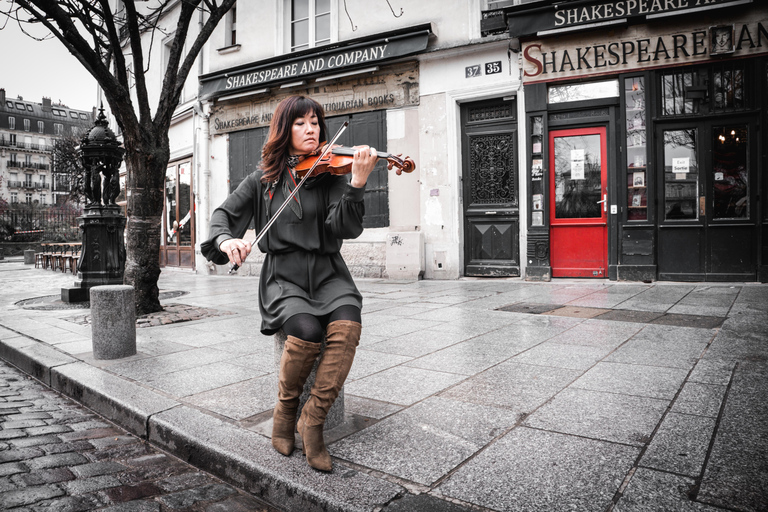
[{"xmin": 349, "ymin": 145, "xmax": 378, "ymax": 188}]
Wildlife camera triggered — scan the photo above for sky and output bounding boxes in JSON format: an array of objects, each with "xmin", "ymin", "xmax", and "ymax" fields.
[{"xmin": 0, "ymin": 14, "xmax": 99, "ymax": 112}]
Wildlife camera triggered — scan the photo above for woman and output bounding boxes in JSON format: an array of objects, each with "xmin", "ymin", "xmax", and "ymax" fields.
[{"xmin": 201, "ymin": 95, "xmax": 380, "ymax": 472}]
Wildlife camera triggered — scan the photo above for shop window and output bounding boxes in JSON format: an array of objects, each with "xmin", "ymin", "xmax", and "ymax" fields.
[
  {"xmin": 713, "ymin": 125, "xmax": 749, "ymax": 219},
  {"xmin": 289, "ymin": 0, "xmax": 331, "ymax": 52},
  {"xmin": 530, "ymin": 116, "xmax": 544, "ymax": 227},
  {"xmin": 663, "ymin": 129, "xmax": 698, "ymax": 220},
  {"xmin": 660, "ymin": 71, "xmax": 699, "ymax": 116},
  {"xmin": 548, "ymin": 80, "xmax": 619, "ymax": 104},
  {"xmin": 625, "ymin": 77, "xmax": 647, "ymax": 221}
]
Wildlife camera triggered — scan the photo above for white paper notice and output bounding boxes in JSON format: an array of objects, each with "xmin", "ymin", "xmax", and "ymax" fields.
[
  {"xmin": 672, "ymin": 157, "xmax": 690, "ymax": 173},
  {"xmin": 571, "ymin": 149, "xmax": 585, "ymax": 180}
]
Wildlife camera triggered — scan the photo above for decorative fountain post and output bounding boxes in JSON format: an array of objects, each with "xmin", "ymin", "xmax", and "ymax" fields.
[{"xmin": 61, "ymin": 108, "xmax": 126, "ymax": 303}]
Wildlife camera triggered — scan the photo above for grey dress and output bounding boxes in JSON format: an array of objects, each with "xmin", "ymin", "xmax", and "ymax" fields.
[{"xmin": 201, "ymin": 168, "xmax": 365, "ymax": 335}]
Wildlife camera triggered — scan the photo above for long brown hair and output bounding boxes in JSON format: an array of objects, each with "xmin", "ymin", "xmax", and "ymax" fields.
[{"xmin": 260, "ymin": 96, "xmax": 327, "ymax": 183}]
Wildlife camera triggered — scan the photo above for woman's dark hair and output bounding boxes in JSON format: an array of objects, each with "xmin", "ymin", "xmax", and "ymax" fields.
[{"xmin": 260, "ymin": 96, "xmax": 327, "ymax": 183}]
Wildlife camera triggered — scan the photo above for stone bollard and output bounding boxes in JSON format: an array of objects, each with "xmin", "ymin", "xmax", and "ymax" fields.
[
  {"xmin": 274, "ymin": 330, "xmax": 344, "ymax": 430},
  {"xmin": 90, "ymin": 285, "xmax": 136, "ymax": 360},
  {"xmin": 23, "ymin": 249, "xmax": 35, "ymax": 265}
]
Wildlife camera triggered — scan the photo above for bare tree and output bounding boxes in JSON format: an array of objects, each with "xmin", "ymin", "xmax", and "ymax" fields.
[{"xmin": 2, "ymin": 0, "xmax": 236, "ymax": 314}]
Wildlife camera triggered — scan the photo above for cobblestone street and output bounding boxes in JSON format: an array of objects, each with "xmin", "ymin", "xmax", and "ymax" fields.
[{"xmin": 0, "ymin": 360, "xmax": 279, "ymax": 512}]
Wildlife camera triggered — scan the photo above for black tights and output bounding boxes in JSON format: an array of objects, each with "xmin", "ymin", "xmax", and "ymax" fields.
[{"xmin": 282, "ymin": 305, "xmax": 361, "ymax": 343}]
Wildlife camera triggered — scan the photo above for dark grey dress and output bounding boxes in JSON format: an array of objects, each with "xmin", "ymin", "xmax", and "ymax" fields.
[{"xmin": 201, "ymin": 168, "xmax": 365, "ymax": 335}]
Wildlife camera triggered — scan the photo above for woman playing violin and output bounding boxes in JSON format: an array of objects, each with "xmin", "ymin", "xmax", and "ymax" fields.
[{"xmin": 202, "ymin": 95, "xmax": 385, "ymax": 472}]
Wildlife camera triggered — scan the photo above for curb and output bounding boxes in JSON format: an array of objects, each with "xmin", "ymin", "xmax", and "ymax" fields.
[{"xmin": 0, "ymin": 333, "xmax": 405, "ymax": 512}]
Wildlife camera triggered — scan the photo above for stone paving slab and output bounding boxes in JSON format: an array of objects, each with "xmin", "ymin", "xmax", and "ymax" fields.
[
  {"xmin": 640, "ymin": 412, "xmax": 717, "ymax": 477},
  {"xmin": 438, "ymin": 427, "xmax": 639, "ymax": 512},
  {"xmin": 572, "ymin": 361, "xmax": 688, "ymax": 400},
  {"xmin": 614, "ymin": 468, "xmax": 721, "ymax": 512},
  {"xmin": 524, "ymin": 388, "xmax": 669, "ymax": 446},
  {"xmin": 697, "ymin": 363, "xmax": 768, "ymax": 512},
  {"xmin": 332, "ymin": 396, "xmax": 518, "ymax": 485},
  {"xmin": 344, "ymin": 365, "xmax": 467, "ymax": 406}
]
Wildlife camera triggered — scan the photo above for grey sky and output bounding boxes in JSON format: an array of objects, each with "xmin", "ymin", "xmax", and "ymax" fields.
[{"xmin": 0, "ymin": 15, "xmax": 98, "ymax": 112}]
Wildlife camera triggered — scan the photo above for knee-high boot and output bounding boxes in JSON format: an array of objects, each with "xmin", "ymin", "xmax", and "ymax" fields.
[
  {"xmin": 297, "ymin": 320, "xmax": 361, "ymax": 471},
  {"xmin": 272, "ymin": 336, "xmax": 321, "ymax": 456}
]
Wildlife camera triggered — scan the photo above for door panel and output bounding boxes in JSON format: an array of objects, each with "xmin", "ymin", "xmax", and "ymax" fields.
[
  {"xmin": 549, "ymin": 127, "xmax": 608, "ymax": 278},
  {"xmin": 657, "ymin": 118, "xmax": 756, "ymax": 280},
  {"xmin": 161, "ymin": 159, "xmax": 194, "ymax": 269},
  {"xmin": 461, "ymin": 98, "xmax": 519, "ymax": 277}
]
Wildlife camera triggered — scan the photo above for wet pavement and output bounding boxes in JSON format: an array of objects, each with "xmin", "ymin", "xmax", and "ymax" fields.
[{"xmin": 0, "ymin": 256, "xmax": 766, "ymax": 512}]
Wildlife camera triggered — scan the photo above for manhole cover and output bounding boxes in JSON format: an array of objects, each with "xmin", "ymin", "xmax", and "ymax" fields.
[{"xmin": 496, "ymin": 303, "xmax": 562, "ymax": 314}]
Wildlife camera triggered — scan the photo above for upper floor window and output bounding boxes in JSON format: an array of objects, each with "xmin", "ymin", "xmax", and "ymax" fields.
[
  {"xmin": 54, "ymin": 123, "xmax": 63, "ymax": 135},
  {"xmin": 290, "ymin": 0, "xmax": 331, "ymax": 52},
  {"xmin": 23, "ymin": 119, "xmax": 30, "ymax": 131},
  {"xmin": 38, "ymin": 121, "xmax": 44, "ymax": 133},
  {"xmin": 8, "ymin": 116, "xmax": 15, "ymax": 130},
  {"xmin": 227, "ymin": 5, "xmax": 237, "ymax": 46}
]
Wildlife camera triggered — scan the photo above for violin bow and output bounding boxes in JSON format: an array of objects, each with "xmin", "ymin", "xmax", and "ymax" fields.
[{"xmin": 228, "ymin": 121, "xmax": 349, "ymax": 274}]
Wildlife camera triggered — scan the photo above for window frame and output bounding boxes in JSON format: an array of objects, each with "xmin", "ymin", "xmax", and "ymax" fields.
[
  {"xmin": 286, "ymin": 0, "xmax": 336, "ymax": 53},
  {"xmin": 8, "ymin": 116, "xmax": 15, "ymax": 130}
]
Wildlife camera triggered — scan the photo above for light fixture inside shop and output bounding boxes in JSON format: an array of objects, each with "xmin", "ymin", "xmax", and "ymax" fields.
[
  {"xmin": 280, "ymin": 80, "xmax": 307, "ymax": 89},
  {"xmin": 216, "ymin": 88, "xmax": 269, "ymax": 102},
  {"xmin": 315, "ymin": 66, "xmax": 379, "ymax": 82}
]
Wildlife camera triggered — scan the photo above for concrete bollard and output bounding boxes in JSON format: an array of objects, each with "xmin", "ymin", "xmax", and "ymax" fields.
[
  {"xmin": 23, "ymin": 249, "xmax": 35, "ymax": 265},
  {"xmin": 90, "ymin": 285, "xmax": 136, "ymax": 360},
  {"xmin": 274, "ymin": 330, "xmax": 344, "ymax": 430}
]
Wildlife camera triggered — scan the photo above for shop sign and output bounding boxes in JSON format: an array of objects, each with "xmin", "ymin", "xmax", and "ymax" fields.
[
  {"xmin": 522, "ymin": 16, "xmax": 768, "ymax": 83},
  {"xmin": 506, "ymin": 0, "xmax": 747, "ymax": 38},
  {"xmin": 200, "ymin": 28, "xmax": 430, "ymax": 99},
  {"xmin": 210, "ymin": 62, "xmax": 419, "ymax": 135}
]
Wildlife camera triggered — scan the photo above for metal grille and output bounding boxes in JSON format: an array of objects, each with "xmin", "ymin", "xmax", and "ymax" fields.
[
  {"xmin": 712, "ymin": 61, "xmax": 747, "ymax": 112},
  {"xmin": 469, "ymin": 134, "xmax": 517, "ymax": 205},
  {"xmin": 660, "ymin": 70, "xmax": 699, "ymax": 116},
  {"xmin": 469, "ymin": 105, "xmax": 514, "ymax": 122}
]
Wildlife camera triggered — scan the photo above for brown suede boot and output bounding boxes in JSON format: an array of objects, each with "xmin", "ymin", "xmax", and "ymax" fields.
[
  {"xmin": 272, "ymin": 336, "xmax": 321, "ymax": 456},
  {"xmin": 297, "ymin": 320, "xmax": 361, "ymax": 471}
]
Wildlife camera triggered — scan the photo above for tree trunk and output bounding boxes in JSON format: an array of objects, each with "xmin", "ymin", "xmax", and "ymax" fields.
[{"xmin": 123, "ymin": 133, "xmax": 170, "ymax": 316}]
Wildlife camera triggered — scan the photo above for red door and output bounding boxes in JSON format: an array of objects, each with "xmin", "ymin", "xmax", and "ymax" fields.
[{"xmin": 549, "ymin": 127, "xmax": 608, "ymax": 277}]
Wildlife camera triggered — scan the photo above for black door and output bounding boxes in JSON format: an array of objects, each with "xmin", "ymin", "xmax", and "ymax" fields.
[
  {"xmin": 657, "ymin": 115, "xmax": 758, "ymax": 281},
  {"xmin": 461, "ymin": 98, "xmax": 519, "ymax": 277}
]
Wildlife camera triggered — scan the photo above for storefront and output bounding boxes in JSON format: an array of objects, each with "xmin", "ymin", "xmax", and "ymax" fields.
[
  {"xmin": 196, "ymin": 25, "xmax": 431, "ymax": 277},
  {"xmin": 488, "ymin": 0, "xmax": 768, "ymax": 282}
]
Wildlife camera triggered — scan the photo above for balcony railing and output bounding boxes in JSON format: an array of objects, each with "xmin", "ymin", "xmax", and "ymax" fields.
[
  {"xmin": 34, "ymin": 183, "xmax": 50, "ymax": 190},
  {"xmin": 0, "ymin": 139, "xmax": 53, "ymax": 152},
  {"xmin": 7, "ymin": 181, "xmax": 22, "ymax": 188},
  {"xmin": 7, "ymin": 161, "xmax": 50, "ymax": 171}
]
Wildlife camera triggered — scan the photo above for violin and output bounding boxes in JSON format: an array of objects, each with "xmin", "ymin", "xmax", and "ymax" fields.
[{"xmin": 294, "ymin": 144, "xmax": 415, "ymax": 178}]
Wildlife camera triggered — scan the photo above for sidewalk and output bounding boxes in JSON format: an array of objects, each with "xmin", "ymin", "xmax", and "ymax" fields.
[{"xmin": 1, "ymin": 256, "xmax": 766, "ymax": 512}]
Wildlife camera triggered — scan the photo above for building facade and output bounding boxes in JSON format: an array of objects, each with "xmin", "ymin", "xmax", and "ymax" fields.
[
  {"xmin": 140, "ymin": 0, "xmax": 527, "ymax": 279},
  {"xmin": 145, "ymin": 0, "xmax": 766, "ymax": 282},
  {"xmin": 0, "ymin": 88, "xmax": 94, "ymax": 208},
  {"xmin": 487, "ymin": 0, "xmax": 768, "ymax": 282}
]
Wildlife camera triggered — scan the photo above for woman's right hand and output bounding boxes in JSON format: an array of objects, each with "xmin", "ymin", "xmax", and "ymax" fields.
[{"xmin": 219, "ymin": 238, "xmax": 251, "ymax": 266}]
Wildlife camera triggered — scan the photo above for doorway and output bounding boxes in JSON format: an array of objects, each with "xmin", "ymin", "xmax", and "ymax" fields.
[
  {"xmin": 161, "ymin": 159, "xmax": 194, "ymax": 268},
  {"xmin": 549, "ymin": 126, "xmax": 608, "ymax": 277},
  {"xmin": 460, "ymin": 98, "xmax": 520, "ymax": 277},
  {"xmin": 657, "ymin": 117, "xmax": 757, "ymax": 280}
]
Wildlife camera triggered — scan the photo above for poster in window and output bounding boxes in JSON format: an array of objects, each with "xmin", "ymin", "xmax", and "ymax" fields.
[
  {"xmin": 531, "ymin": 159, "xmax": 543, "ymax": 181},
  {"xmin": 532, "ymin": 194, "xmax": 543, "ymax": 211},
  {"xmin": 571, "ymin": 149, "xmax": 585, "ymax": 180},
  {"xmin": 532, "ymin": 211, "xmax": 543, "ymax": 226},
  {"xmin": 633, "ymin": 172, "xmax": 645, "ymax": 187},
  {"xmin": 632, "ymin": 194, "xmax": 642, "ymax": 207}
]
